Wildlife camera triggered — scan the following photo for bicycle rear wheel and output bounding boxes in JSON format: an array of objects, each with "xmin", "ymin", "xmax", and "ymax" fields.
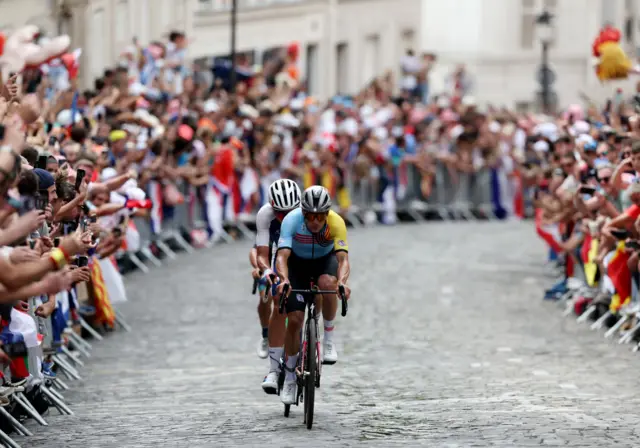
[{"xmin": 304, "ymin": 317, "xmax": 317, "ymax": 430}]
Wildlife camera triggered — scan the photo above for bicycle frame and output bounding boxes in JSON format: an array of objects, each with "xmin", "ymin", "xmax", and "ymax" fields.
[{"xmin": 296, "ymin": 287, "xmax": 322, "ymax": 387}]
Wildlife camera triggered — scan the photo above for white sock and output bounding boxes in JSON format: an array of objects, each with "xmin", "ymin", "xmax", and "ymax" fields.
[
  {"xmin": 285, "ymin": 353, "xmax": 298, "ymax": 382},
  {"xmin": 268, "ymin": 347, "xmax": 284, "ymax": 373},
  {"xmin": 323, "ymin": 319, "xmax": 335, "ymax": 343}
]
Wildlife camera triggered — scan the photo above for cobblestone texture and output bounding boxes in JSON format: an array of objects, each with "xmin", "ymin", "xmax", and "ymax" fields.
[{"xmin": 20, "ymin": 222, "xmax": 640, "ymax": 447}]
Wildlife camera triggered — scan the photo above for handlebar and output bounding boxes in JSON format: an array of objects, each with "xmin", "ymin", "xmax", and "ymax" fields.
[{"xmin": 278, "ymin": 284, "xmax": 348, "ymax": 317}]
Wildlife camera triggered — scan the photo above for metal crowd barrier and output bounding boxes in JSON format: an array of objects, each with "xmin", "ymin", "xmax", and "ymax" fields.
[
  {"xmin": 337, "ymin": 161, "xmax": 498, "ymax": 226},
  {"xmin": 116, "ymin": 160, "xmax": 511, "ymax": 273}
]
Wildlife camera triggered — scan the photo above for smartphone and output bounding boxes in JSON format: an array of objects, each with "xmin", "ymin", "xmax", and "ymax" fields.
[
  {"xmin": 35, "ymin": 196, "xmax": 48, "ymax": 211},
  {"xmin": 53, "ymin": 237, "xmax": 60, "ymax": 248},
  {"xmin": 579, "ymin": 185, "xmax": 596, "ymax": 195},
  {"xmin": 89, "ymin": 216, "xmax": 97, "ymax": 224},
  {"xmin": 36, "ymin": 155, "xmax": 48, "ymax": 170},
  {"xmin": 611, "ymin": 229, "xmax": 630, "ymax": 240},
  {"xmin": 48, "ymin": 136, "xmax": 57, "ymax": 147},
  {"xmin": 626, "ymin": 240, "xmax": 640, "ymax": 251},
  {"xmin": 75, "ymin": 256, "xmax": 89, "ymax": 268},
  {"xmin": 80, "ymin": 217, "xmax": 88, "ymax": 232},
  {"xmin": 3, "ymin": 341, "xmax": 28, "ymax": 358},
  {"xmin": 28, "ymin": 239, "xmax": 36, "ymax": 250},
  {"xmin": 112, "ymin": 228, "xmax": 122, "ymax": 237},
  {"xmin": 75, "ymin": 168, "xmax": 86, "ymax": 192}
]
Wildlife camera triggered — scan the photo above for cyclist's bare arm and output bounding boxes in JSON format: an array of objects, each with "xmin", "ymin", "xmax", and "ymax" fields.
[
  {"xmin": 249, "ymin": 247, "xmax": 259, "ymax": 269},
  {"xmin": 256, "ymin": 246, "xmax": 271, "ymax": 273},
  {"xmin": 276, "ymin": 248, "xmax": 291, "ymax": 282},
  {"xmin": 336, "ymin": 251, "xmax": 350, "ymax": 285}
]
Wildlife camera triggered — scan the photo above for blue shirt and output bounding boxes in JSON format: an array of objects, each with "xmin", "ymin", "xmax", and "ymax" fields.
[{"xmin": 278, "ymin": 208, "xmax": 349, "ymax": 260}]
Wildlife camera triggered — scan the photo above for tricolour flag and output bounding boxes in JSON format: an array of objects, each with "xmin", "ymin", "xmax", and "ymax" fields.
[
  {"xmin": 608, "ymin": 241, "xmax": 632, "ymax": 312},
  {"xmin": 90, "ymin": 257, "xmax": 116, "ymax": 328}
]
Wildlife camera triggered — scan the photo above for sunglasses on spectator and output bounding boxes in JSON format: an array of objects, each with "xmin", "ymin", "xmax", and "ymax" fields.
[
  {"xmin": 597, "ymin": 151, "xmax": 608, "ymax": 157},
  {"xmin": 303, "ymin": 212, "xmax": 328, "ymax": 223},
  {"xmin": 599, "ymin": 176, "xmax": 611, "ymax": 184}
]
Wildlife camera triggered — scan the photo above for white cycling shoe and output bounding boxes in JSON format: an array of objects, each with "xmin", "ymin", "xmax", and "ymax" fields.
[
  {"xmin": 323, "ymin": 340, "xmax": 338, "ymax": 365},
  {"xmin": 281, "ymin": 379, "xmax": 297, "ymax": 405},
  {"xmin": 257, "ymin": 338, "xmax": 268, "ymax": 359},
  {"xmin": 262, "ymin": 371, "xmax": 278, "ymax": 395}
]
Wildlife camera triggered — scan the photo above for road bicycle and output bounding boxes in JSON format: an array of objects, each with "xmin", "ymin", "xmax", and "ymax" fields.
[{"xmin": 276, "ymin": 282, "xmax": 347, "ymax": 429}]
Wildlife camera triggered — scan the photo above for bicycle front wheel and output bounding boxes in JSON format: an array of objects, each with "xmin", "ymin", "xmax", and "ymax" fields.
[{"xmin": 304, "ymin": 317, "xmax": 317, "ymax": 430}]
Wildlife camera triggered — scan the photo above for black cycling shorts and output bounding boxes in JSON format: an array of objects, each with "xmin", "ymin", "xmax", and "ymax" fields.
[{"xmin": 286, "ymin": 252, "xmax": 338, "ymax": 314}]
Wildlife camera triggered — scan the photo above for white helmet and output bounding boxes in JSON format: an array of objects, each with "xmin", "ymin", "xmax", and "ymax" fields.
[
  {"xmin": 269, "ymin": 179, "xmax": 301, "ymax": 212},
  {"xmin": 301, "ymin": 186, "xmax": 332, "ymax": 213}
]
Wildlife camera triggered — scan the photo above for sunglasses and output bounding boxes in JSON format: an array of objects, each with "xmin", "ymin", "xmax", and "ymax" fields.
[
  {"xmin": 597, "ymin": 151, "xmax": 608, "ymax": 157},
  {"xmin": 599, "ymin": 176, "xmax": 611, "ymax": 184},
  {"xmin": 303, "ymin": 212, "xmax": 328, "ymax": 223}
]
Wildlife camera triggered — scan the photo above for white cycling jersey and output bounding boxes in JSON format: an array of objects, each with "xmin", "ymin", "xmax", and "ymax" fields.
[{"xmin": 255, "ymin": 203, "xmax": 277, "ymax": 247}]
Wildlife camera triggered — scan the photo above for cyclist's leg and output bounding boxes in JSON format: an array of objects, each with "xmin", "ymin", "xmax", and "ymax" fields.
[
  {"xmin": 262, "ymin": 281, "xmax": 287, "ymax": 393},
  {"xmin": 317, "ymin": 254, "xmax": 340, "ymax": 363},
  {"xmin": 281, "ymin": 256, "xmax": 308, "ymax": 404}
]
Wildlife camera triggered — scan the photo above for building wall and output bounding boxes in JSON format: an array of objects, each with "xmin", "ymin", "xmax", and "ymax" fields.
[
  {"xmin": 0, "ymin": 0, "xmax": 57, "ymax": 34},
  {"xmin": 190, "ymin": 0, "xmax": 421, "ymax": 99},
  {"xmin": 422, "ymin": 0, "xmax": 640, "ymax": 109}
]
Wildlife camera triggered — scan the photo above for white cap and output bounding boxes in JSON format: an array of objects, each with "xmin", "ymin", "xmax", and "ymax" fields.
[
  {"xmin": 56, "ymin": 109, "xmax": 83, "ymax": 126},
  {"xmin": 570, "ymin": 120, "xmax": 590, "ymax": 136},
  {"xmin": 203, "ymin": 99, "xmax": 219, "ymax": 113},
  {"xmin": 239, "ymin": 104, "xmax": 258, "ymax": 119},
  {"xmin": 373, "ymin": 127, "xmax": 388, "ymax": 141},
  {"xmin": 533, "ymin": 140, "xmax": 550, "ymax": 152},
  {"xmin": 576, "ymin": 134, "xmax": 595, "ymax": 146},
  {"xmin": 450, "ymin": 124, "xmax": 464, "ymax": 140}
]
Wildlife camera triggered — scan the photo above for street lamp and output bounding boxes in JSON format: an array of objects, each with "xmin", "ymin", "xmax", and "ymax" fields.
[{"xmin": 536, "ymin": 10, "xmax": 555, "ymax": 114}]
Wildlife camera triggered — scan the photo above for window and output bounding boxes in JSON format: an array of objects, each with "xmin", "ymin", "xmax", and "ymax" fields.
[
  {"xmin": 521, "ymin": 0, "xmax": 557, "ymax": 49},
  {"xmin": 625, "ymin": 0, "xmax": 636, "ymax": 44},
  {"xmin": 91, "ymin": 8, "xmax": 105, "ymax": 80},
  {"xmin": 115, "ymin": 0, "xmax": 128, "ymax": 44},
  {"xmin": 336, "ymin": 43, "xmax": 348, "ymax": 94},
  {"xmin": 306, "ymin": 44, "xmax": 318, "ymax": 95},
  {"xmin": 362, "ymin": 35, "xmax": 379, "ymax": 86}
]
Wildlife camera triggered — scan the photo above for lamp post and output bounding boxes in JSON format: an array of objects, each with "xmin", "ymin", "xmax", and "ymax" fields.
[
  {"xmin": 536, "ymin": 10, "xmax": 555, "ymax": 114},
  {"xmin": 230, "ymin": 0, "xmax": 238, "ymax": 94}
]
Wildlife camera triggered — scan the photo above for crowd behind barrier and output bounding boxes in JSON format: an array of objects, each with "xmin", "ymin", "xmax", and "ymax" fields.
[{"xmin": 0, "ymin": 24, "xmax": 582, "ymax": 447}]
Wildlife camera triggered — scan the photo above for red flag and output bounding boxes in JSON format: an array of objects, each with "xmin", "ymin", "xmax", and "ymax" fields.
[
  {"xmin": 61, "ymin": 48, "xmax": 82, "ymax": 80},
  {"xmin": 581, "ymin": 233, "xmax": 593, "ymax": 265},
  {"xmin": 608, "ymin": 243, "xmax": 631, "ymax": 311}
]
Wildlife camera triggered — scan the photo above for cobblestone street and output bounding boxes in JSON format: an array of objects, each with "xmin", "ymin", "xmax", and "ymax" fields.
[{"xmin": 24, "ymin": 222, "xmax": 640, "ymax": 447}]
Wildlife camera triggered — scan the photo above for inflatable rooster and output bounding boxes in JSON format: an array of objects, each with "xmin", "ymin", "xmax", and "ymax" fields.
[
  {"xmin": 592, "ymin": 24, "xmax": 636, "ymax": 81},
  {"xmin": 0, "ymin": 26, "xmax": 72, "ymax": 80}
]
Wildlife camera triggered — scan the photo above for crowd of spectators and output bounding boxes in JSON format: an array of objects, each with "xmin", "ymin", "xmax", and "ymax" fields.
[{"xmin": 3, "ymin": 20, "xmax": 640, "ymax": 441}]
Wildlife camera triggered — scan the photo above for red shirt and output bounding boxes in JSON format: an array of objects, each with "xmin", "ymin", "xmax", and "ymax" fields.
[
  {"xmin": 625, "ymin": 204, "xmax": 640, "ymax": 220},
  {"xmin": 211, "ymin": 145, "xmax": 235, "ymax": 189}
]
